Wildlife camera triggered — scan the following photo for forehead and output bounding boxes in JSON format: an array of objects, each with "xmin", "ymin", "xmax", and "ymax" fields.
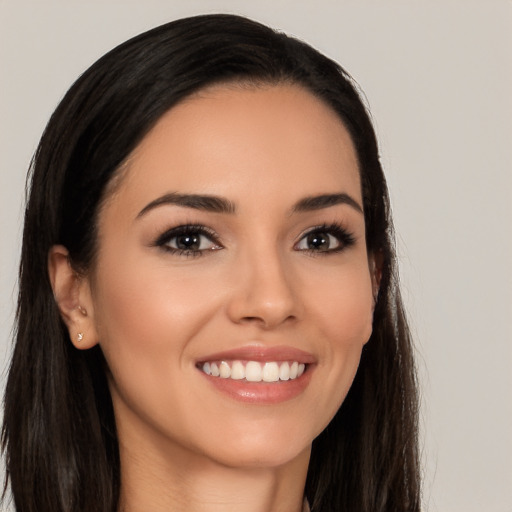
[{"xmin": 109, "ymin": 83, "xmax": 361, "ymax": 213}]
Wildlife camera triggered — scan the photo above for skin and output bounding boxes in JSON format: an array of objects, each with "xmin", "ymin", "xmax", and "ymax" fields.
[{"xmin": 50, "ymin": 84, "xmax": 379, "ymax": 512}]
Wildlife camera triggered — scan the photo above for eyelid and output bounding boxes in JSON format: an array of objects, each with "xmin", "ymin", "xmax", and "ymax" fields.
[
  {"xmin": 294, "ymin": 222, "xmax": 356, "ymax": 253},
  {"xmin": 151, "ymin": 221, "xmax": 354, "ymax": 257},
  {"xmin": 153, "ymin": 223, "xmax": 223, "ymax": 255}
]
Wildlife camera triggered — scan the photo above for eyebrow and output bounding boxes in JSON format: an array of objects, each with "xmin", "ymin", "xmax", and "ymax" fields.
[
  {"xmin": 137, "ymin": 191, "xmax": 363, "ymax": 218},
  {"xmin": 292, "ymin": 193, "xmax": 363, "ymax": 214},
  {"xmin": 137, "ymin": 192, "xmax": 236, "ymax": 218}
]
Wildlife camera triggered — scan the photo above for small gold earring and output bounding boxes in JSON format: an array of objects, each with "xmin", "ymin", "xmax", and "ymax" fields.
[
  {"xmin": 77, "ymin": 305, "xmax": 88, "ymax": 316},
  {"xmin": 77, "ymin": 332, "xmax": 84, "ymax": 342}
]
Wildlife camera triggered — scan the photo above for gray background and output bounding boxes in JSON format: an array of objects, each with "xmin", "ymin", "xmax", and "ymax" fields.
[{"xmin": 1, "ymin": 1, "xmax": 511, "ymax": 510}]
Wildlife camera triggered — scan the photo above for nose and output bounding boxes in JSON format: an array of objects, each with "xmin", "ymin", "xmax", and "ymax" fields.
[{"xmin": 226, "ymin": 247, "xmax": 299, "ymax": 329}]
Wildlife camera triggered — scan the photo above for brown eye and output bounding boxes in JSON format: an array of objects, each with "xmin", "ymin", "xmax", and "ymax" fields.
[
  {"xmin": 174, "ymin": 233, "xmax": 202, "ymax": 251},
  {"xmin": 166, "ymin": 231, "xmax": 219, "ymax": 252},
  {"xmin": 298, "ymin": 232, "xmax": 340, "ymax": 252},
  {"xmin": 294, "ymin": 224, "xmax": 355, "ymax": 254},
  {"xmin": 155, "ymin": 225, "xmax": 222, "ymax": 255}
]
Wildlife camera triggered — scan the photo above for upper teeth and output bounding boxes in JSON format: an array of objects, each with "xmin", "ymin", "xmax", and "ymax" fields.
[{"xmin": 201, "ymin": 360, "xmax": 306, "ymax": 382}]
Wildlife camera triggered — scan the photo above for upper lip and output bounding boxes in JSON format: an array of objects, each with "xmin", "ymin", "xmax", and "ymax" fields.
[{"xmin": 197, "ymin": 345, "xmax": 316, "ymax": 364}]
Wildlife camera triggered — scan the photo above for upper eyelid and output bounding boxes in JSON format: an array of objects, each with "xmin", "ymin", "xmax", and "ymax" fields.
[
  {"xmin": 154, "ymin": 224, "xmax": 220, "ymax": 246},
  {"xmin": 295, "ymin": 222, "xmax": 351, "ymax": 238},
  {"xmin": 294, "ymin": 223, "xmax": 356, "ymax": 249},
  {"xmin": 153, "ymin": 221, "xmax": 354, "ymax": 247}
]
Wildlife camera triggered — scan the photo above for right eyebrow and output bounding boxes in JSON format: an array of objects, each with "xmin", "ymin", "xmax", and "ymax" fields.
[
  {"xmin": 136, "ymin": 192, "xmax": 237, "ymax": 218},
  {"xmin": 292, "ymin": 193, "xmax": 363, "ymax": 215}
]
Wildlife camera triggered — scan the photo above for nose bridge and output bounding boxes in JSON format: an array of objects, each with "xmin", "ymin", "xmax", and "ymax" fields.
[{"xmin": 227, "ymin": 236, "xmax": 298, "ymax": 328}]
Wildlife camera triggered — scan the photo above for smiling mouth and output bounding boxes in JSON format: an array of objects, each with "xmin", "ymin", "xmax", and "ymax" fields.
[{"xmin": 198, "ymin": 360, "xmax": 307, "ymax": 382}]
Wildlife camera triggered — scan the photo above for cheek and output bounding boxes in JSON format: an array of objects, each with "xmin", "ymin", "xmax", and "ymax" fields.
[
  {"xmin": 313, "ymin": 261, "xmax": 374, "ymax": 348},
  {"xmin": 304, "ymin": 262, "xmax": 374, "ymax": 427},
  {"xmin": 89, "ymin": 254, "xmax": 224, "ymax": 399},
  {"xmin": 89, "ymin": 257, "xmax": 227, "ymax": 442},
  {"xmin": 92, "ymin": 253, "xmax": 221, "ymax": 345}
]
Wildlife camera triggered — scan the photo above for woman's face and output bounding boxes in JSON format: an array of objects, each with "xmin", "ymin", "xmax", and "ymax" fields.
[{"xmin": 84, "ymin": 84, "xmax": 376, "ymax": 469}]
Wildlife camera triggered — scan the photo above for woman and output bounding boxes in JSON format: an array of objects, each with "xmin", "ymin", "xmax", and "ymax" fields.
[{"xmin": 2, "ymin": 13, "xmax": 420, "ymax": 512}]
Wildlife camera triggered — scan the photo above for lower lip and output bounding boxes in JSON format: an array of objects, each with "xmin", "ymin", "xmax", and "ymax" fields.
[{"xmin": 198, "ymin": 366, "xmax": 314, "ymax": 404}]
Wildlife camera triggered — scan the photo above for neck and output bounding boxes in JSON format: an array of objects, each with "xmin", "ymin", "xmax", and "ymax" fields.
[{"xmin": 117, "ymin": 428, "xmax": 310, "ymax": 512}]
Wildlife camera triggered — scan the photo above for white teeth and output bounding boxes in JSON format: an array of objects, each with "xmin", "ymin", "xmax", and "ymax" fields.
[
  {"xmin": 262, "ymin": 362, "xmax": 279, "ymax": 382},
  {"xmin": 210, "ymin": 362, "xmax": 220, "ymax": 377},
  {"xmin": 245, "ymin": 361, "xmax": 262, "ymax": 382},
  {"xmin": 219, "ymin": 361, "xmax": 231, "ymax": 378},
  {"xmin": 201, "ymin": 360, "xmax": 307, "ymax": 382},
  {"xmin": 230, "ymin": 361, "xmax": 245, "ymax": 380},
  {"xmin": 279, "ymin": 362, "xmax": 290, "ymax": 381}
]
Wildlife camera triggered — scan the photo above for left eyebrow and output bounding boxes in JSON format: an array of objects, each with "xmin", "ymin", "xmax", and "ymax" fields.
[
  {"xmin": 136, "ymin": 192, "xmax": 236, "ymax": 218},
  {"xmin": 292, "ymin": 193, "xmax": 363, "ymax": 214}
]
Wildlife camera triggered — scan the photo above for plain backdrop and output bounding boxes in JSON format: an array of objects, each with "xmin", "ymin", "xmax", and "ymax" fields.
[{"xmin": 1, "ymin": 1, "xmax": 511, "ymax": 511}]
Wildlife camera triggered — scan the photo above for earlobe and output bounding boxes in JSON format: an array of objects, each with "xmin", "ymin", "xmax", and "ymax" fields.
[{"xmin": 48, "ymin": 245, "xmax": 98, "ymax": 349}]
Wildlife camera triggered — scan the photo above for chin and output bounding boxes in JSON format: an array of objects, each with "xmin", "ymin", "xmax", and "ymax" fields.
[
  {"xmin": 212, "ymin": 442, "xmax": 311, "ymax": 471},
  {"xmin": 196, "ymin": 419, "xmax": 315, "ymax": 470}
]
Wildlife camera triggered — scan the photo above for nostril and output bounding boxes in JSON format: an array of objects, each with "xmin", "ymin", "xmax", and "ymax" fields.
[{"xmin": 239, "ymin": 313, "xmax": 296, "ymax": 329}]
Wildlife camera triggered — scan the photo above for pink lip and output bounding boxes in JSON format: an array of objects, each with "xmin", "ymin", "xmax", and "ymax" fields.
[
  {"xmin": 196, "ymin": 345, "xmax": 316, "ymax": 404},
  {"xmin": 197, "ymin": 345, "xmax": 316, "ymax": 364}
]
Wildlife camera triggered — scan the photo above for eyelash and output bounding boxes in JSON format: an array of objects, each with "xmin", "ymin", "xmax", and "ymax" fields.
[
  {"xmin": 153, "ymin": 224, "xmax": 222, "ymax": 258},
  {"xmin": 296, "ymin": 222, "xmax": 356, "ymax": 256},
  {"xmin": 153, "ymin": 222, "xmax": 355, "ymax": 257}
]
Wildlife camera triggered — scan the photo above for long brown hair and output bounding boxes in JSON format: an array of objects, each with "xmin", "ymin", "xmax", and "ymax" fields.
[{"xmin": 2, "ymin": 14, "xmax": 420, "ymax": 512}]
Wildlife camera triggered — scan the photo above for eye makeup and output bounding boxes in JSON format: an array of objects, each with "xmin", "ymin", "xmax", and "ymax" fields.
[
  {"xmin": 294, "ymin": 222, "xmax": 355, "ymax": 255},
  {"xmin": 152, "ymin": 223, "xmax": 223, "ymax": 257},
  {"xmin": 150, "ymin": 219, "xmax": 356, "ymax": 259}
]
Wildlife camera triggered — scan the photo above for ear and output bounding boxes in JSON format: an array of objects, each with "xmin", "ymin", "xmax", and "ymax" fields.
[
  {"xmin": 48, "ymin": 245, "xmax": 99, "ymax": 349},
  {"xmin": 368, "ymin": 249, "xmax": 384, "ymax": 308}
]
